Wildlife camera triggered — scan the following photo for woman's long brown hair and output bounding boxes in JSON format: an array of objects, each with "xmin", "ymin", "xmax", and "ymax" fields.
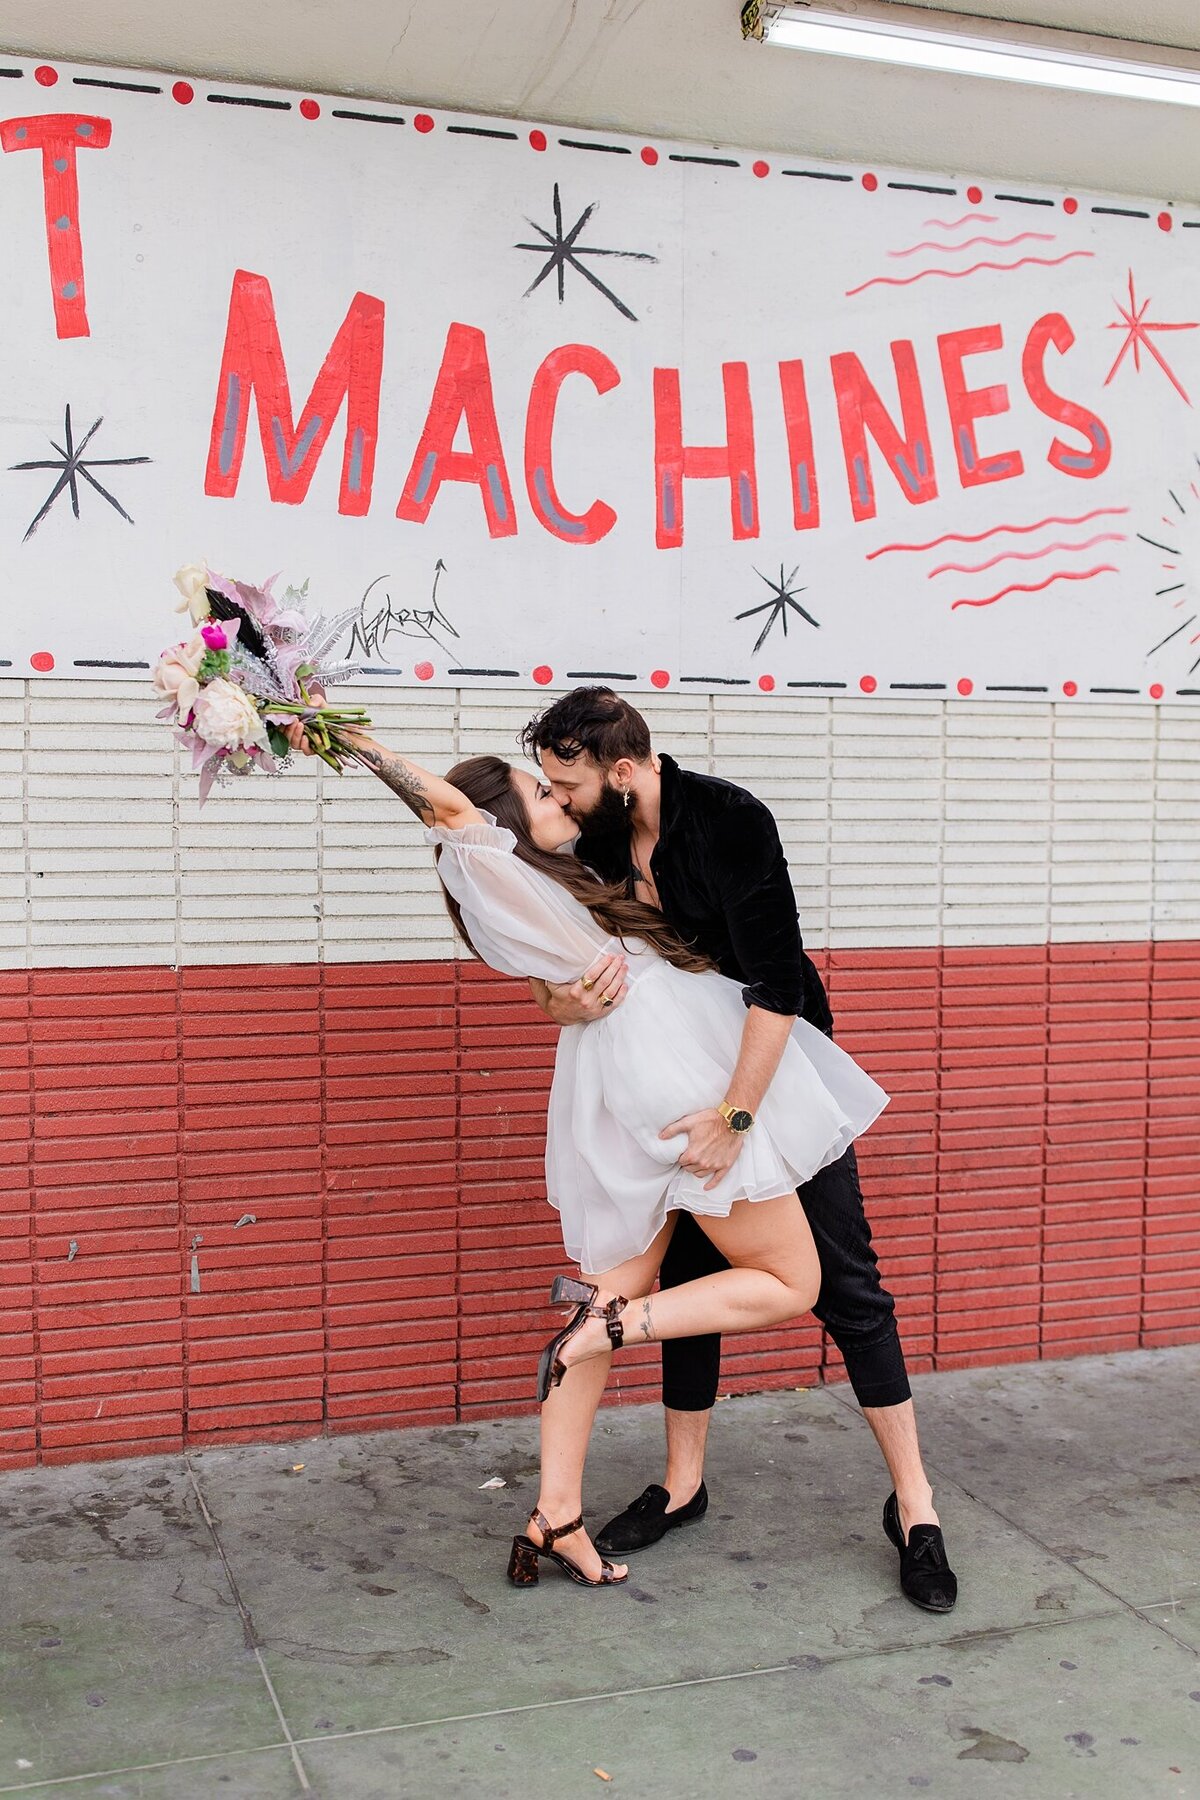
[{"xmin": 437, "ymin": 755, "xmax": 712, "ymax": 975}]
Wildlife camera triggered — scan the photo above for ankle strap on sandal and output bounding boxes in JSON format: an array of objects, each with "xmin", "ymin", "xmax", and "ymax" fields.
[
  {"xmin": 531, "ymin": 1509, "xmax": 584, "ymax": 1549},
  {"xmin": 602, "ymin": 1295, "xmax": 626, "ymax": 1351}
]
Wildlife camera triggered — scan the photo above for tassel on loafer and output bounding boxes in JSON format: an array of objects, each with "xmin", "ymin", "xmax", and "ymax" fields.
[
  {"xmin": 883, "ymin": 1491, "xmax": 958, "ymax": 1613},
  {"xmin": 536, "ymin": 1276, "xmax": 627, "ymax": 1403}
]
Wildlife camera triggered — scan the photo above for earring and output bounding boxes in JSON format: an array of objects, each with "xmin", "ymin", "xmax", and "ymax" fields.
[{"xmin": 622, "ymin": 787, "xmax": 631, "ymax": 809}]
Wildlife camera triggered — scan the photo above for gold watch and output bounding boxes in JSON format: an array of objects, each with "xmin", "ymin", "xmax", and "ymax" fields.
[{"xmin": 718, "ymin": 1102, "xmax": 755, "ymax": 1134}]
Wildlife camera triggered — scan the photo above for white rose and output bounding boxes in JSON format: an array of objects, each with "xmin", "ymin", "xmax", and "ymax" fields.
[
  {"xmin": 173, "ymin": 562, "xmax": 212, "ymax": 623},
  {"xmin": 191, "ymin": 678, "xmax": 268, "ymax": 751}
]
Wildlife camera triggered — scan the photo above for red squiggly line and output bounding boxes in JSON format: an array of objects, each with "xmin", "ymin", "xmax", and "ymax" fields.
[
  {"xmin": 950, "ymin": 566, "xmax": 1117, "ymax": 611},
  {"xmin": 929, "ymin": 533, "xmax": 1127, "ymax": 578},
  {"xmin": 868, "ymin": 508, "xmax": 1129, "ymax": 559},
  {"xmin": 846, "ymin": 249, "xmax": 1093, "ymax": 298},
  {"xmin": 923, "ymin": 212, "xmax": 998, "ymax": 229},
  {"xmin": 890, "ymin": 231, "xmax": 1055, "ymax": 259}
]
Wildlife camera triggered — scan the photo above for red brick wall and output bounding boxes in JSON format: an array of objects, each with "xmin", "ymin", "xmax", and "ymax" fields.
[{"xmin": 1, "ymin": 942, "xmax": 1197, "ymax": 1468}]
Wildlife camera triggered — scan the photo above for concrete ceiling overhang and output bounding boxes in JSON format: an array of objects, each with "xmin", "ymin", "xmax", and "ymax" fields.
[{"xmin": 0, "ymin": 0, "xmax": 1197, "ymax": 199}]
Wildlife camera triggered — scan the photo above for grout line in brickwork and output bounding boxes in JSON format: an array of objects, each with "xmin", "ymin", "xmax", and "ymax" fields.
[
  {"xmin": 1138, "ymin": 936, "xmax": 1152, "ymax": 1353},
  {"xmin": 1141, "ymin": 701, "xmax": 1161, "ymax": 1352},
  {"xmin": 175, "ymin": 962, "xmax": 190, "ymax": 1447},
  {"xmin": 817, "ymin": 696, "xmax": 835, "ymax": 1384},
  {"xmin": 318, "ymin": 961, "xmax": 331, "ymax": 1437},
  {"xmin": 170, "ymin": 719, "xmax": 191, "ymax": 1452},
  {"xmin": 184, "ymin": 1459, "xmax": 313, "ymax": 1791},
  {"xmin": 453, "ymin": 688, "xmax": 465, "ymax": 1421},
  {"xmin": 314, "ymin": 757, "xmax": 330, "ymax": 1438},
  {"xmin": 21, "ymin": 679, "xmax": 31, "ymax": 972},
  {"xmin": 19, "ymin": 681, "xmax": 39, "ymax": 1463},
  {"xmin": 930, "ymin": 698, "xmax": 944, "ymax": 1371},
  {"xmin": 170, "ymin": 717, "xmax": 182, "ymax": 970},
  {"xmin": 1036, "ymin": 942, "xmax": 1049, "ymax": 1366}
]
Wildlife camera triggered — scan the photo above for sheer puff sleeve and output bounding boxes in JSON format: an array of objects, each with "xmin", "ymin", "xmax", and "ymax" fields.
[{"xmin": 427, "ymin": 813, "xmax": 615, "ymax": 985}]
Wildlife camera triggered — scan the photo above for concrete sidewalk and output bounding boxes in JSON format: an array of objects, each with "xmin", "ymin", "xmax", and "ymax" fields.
[{"xmin": 1, "ymin": 1348, "xmax": 1197, "ymax": 1799}]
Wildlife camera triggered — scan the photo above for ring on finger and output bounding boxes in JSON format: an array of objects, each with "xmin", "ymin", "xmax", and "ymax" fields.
[{"xmin": 581, "ymin": 977, "xmax": 596, "ymax": 991}]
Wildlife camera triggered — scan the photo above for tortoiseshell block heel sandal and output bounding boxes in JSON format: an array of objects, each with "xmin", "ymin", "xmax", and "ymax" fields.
[
  {"xmin": 535, "ymin": 1275, "xmax": 627, "ymax": 1404},
  {"xmin": 507, "ymin": 1510, "xmax": 628, "ymax": 1588}
]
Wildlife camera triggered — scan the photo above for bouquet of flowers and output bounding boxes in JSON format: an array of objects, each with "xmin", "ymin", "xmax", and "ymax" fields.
[{"xmin": 152, "ymin": 562, "xmax": 372, "ymax": 802}]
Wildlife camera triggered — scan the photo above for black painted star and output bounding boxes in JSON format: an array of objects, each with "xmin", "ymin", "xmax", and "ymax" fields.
[
  {"xmin": 737, "ymin": 564, "xmax": 821, "ymax": 653},
  {"xmin": 515, "ymin": 183, "xmax": 657, "ymax": 321},
  {"xmin": 11, "ymin": 404, "xmax": 152, "ymax": 541}
]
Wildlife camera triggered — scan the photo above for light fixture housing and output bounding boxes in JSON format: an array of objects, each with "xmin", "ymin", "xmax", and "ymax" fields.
[{"xmin": 753, "ymin": 2, "xmax": 1200, "ymax": 109}]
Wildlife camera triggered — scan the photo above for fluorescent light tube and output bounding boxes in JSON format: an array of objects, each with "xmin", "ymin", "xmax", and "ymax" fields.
[{"xmin": 762, "ymin": 7, "xmax": 1200, "ymax": 108}]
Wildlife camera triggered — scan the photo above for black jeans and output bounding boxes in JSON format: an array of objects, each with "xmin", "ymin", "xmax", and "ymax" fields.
[{"xmin": 658, "ymin": 1145, "xmax": 912, "ymax": 1412}]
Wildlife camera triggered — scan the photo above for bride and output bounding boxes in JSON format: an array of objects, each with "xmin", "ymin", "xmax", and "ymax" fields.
[{"xmin": 286, "ymin": 722, "xmax": 887, "ymax": 1590}]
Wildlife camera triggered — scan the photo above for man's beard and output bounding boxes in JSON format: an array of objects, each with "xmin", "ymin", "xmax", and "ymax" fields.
[{"xmin": 569, "ymin": 780, "xmax": 629, "ymax": 834}]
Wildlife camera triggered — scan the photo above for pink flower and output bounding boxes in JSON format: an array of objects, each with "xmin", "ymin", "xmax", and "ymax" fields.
[
  {"xmin": 201, "ymin": 621, "xmax": 229, "ymax": 650},
  {"xmin": 151, "ymin": 633, "xmax": 206, "ymax": 717}
]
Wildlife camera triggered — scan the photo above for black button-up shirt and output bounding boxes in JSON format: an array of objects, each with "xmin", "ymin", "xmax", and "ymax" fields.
[{"xmin": 576, "ymin": 753, "xmax": 834, "ymax": 1035}]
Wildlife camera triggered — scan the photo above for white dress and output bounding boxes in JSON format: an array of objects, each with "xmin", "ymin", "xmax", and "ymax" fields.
[{"xmin": 429, "ymin": 815, "xmax": 888, "ymax": 1274}]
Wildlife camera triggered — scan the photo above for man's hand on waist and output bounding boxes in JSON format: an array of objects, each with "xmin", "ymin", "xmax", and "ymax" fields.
[{"xmin": 531, "ymin": 952, "xmax": 628, "ymax": 1025}]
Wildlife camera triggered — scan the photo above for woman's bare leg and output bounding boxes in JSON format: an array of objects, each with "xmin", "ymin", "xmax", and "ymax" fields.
[
  {"xmin": 529, "ymin": 1219, "xmax": 674, "ymax": 1581},
  {"xmin": 559, "ymin": 1193, "xmax": 820, "ymax": 1370}
]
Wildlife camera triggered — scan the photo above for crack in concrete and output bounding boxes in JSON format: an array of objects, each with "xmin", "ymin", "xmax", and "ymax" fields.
[{"xmin": 184, "ymin": 1458, "xmax": 313, "ymax": 1794}]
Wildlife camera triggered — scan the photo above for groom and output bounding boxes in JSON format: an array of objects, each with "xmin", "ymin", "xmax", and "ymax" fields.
[{"xmin": 521, "ymin": 686, "xmax": 957, "ymax": 1612}]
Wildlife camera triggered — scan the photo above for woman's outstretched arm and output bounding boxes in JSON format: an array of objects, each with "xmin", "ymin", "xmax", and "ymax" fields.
[
  {"xmin": 350, "ymin": 735, "xmax": 481, "ymax": 829},
  {"xmin": 283, "ymin": 720, "xmax": 480, "ymax": 830}
]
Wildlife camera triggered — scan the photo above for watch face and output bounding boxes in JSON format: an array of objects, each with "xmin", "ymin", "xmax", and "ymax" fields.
[{"xmin": 728, "ymin": 1109, "xmax": 754, "ymax": 1133}]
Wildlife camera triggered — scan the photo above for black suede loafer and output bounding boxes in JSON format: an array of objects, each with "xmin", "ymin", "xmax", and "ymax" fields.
[
  {"xmin": 594, "ymin": 1481, "xmax": 709, "ymax": 1555},
  {"xmin": 883, "ymin": 1491, "xmax": 958, "ymax": 1613}
]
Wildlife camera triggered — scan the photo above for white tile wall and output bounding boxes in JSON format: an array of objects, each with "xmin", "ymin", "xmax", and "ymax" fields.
[{"xmin": 2, "ymin": 679, "xmax": 1197, "ymax": 967}]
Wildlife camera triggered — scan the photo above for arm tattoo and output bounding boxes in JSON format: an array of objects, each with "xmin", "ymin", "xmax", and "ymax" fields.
[
  {"xmin": 638, "ymin": 1298, "xmax": 654, "ymax": 1344},
  {"xmin": 353, "ymin": 745, "xmax": 435, "ymax": 824}
]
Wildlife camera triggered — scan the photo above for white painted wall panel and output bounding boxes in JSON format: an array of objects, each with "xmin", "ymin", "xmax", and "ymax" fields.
[{"xmin": 3, "ymin": 679, "xmax": 1196, "ymax": 967}]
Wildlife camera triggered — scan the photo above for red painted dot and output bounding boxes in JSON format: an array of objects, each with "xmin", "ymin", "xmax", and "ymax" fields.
[
  {"xmin": 1063, "ymin": 195, "xmax": 1078, "ymax": 214},
  {"xmin": 640, "ymin": 145, "xmax": 658, "ymax": 166},
  {"xmin": 1062, "ymin": 680, "xmax": 1078, "ymax": 697},
  {"xmin": 650, "ymin": 670, "xmax": 670, "ymax": 689},
  {"xmin": 859, "ymin": 675, "xmax": 877, "ymax": 694},
  {"xmin": 755, "ymin": 674, "xmax": 775, "ymax": 693},
  {"xmin": 34, "ymin": 65, "xmax": 58, "ymax": 87},
  {"xmin": 1158, "ymin": 210, "xmax": 1173, "ymax": 232},
  {"xmin": 861, "ymin": 172, "xmax": 878, "ymax": 192},
  {"xmin": 30, "ymin": 651, "xmax": 55, "ymax": 672},
  {"xmin": 1149, "ymin": 682, "xmax": 1164, "ymax": 699},
  {"xmin": 299, "ymin": 98, "xmax": 320, "ymax": 120},
  {"xmin": 529, "ymin": 129, "xmax": 547, "ymax": 152},
  {"xmin": 966, "ymin": 185, "xmax": 982, "ymax": 205},
  {"xmin": 752, "ymin": 160, "xmax": 770, "ymax": 179},
  {"xmin": 414, "ymin": 113, "xmax": 435, "ymax": 134},
  {"xmin": 414, "ymin": 661, "xmax": 434, "ymax": 682},
  {"xmin": 533, "ymin": 664, "xmax": 554, "ymax": 686},
  {"xmin": 957, "ymin": 677, "xmax": 974, "ymax": 696},
  {"xmin": 172, "ymin": 80, "xmax": 195, "ymax": 104}
]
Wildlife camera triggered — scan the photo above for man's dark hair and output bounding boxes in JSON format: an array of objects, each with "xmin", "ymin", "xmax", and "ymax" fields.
[{"xmin": 520, "ymin": 686, "xmax": 652, "ymax": 768}]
